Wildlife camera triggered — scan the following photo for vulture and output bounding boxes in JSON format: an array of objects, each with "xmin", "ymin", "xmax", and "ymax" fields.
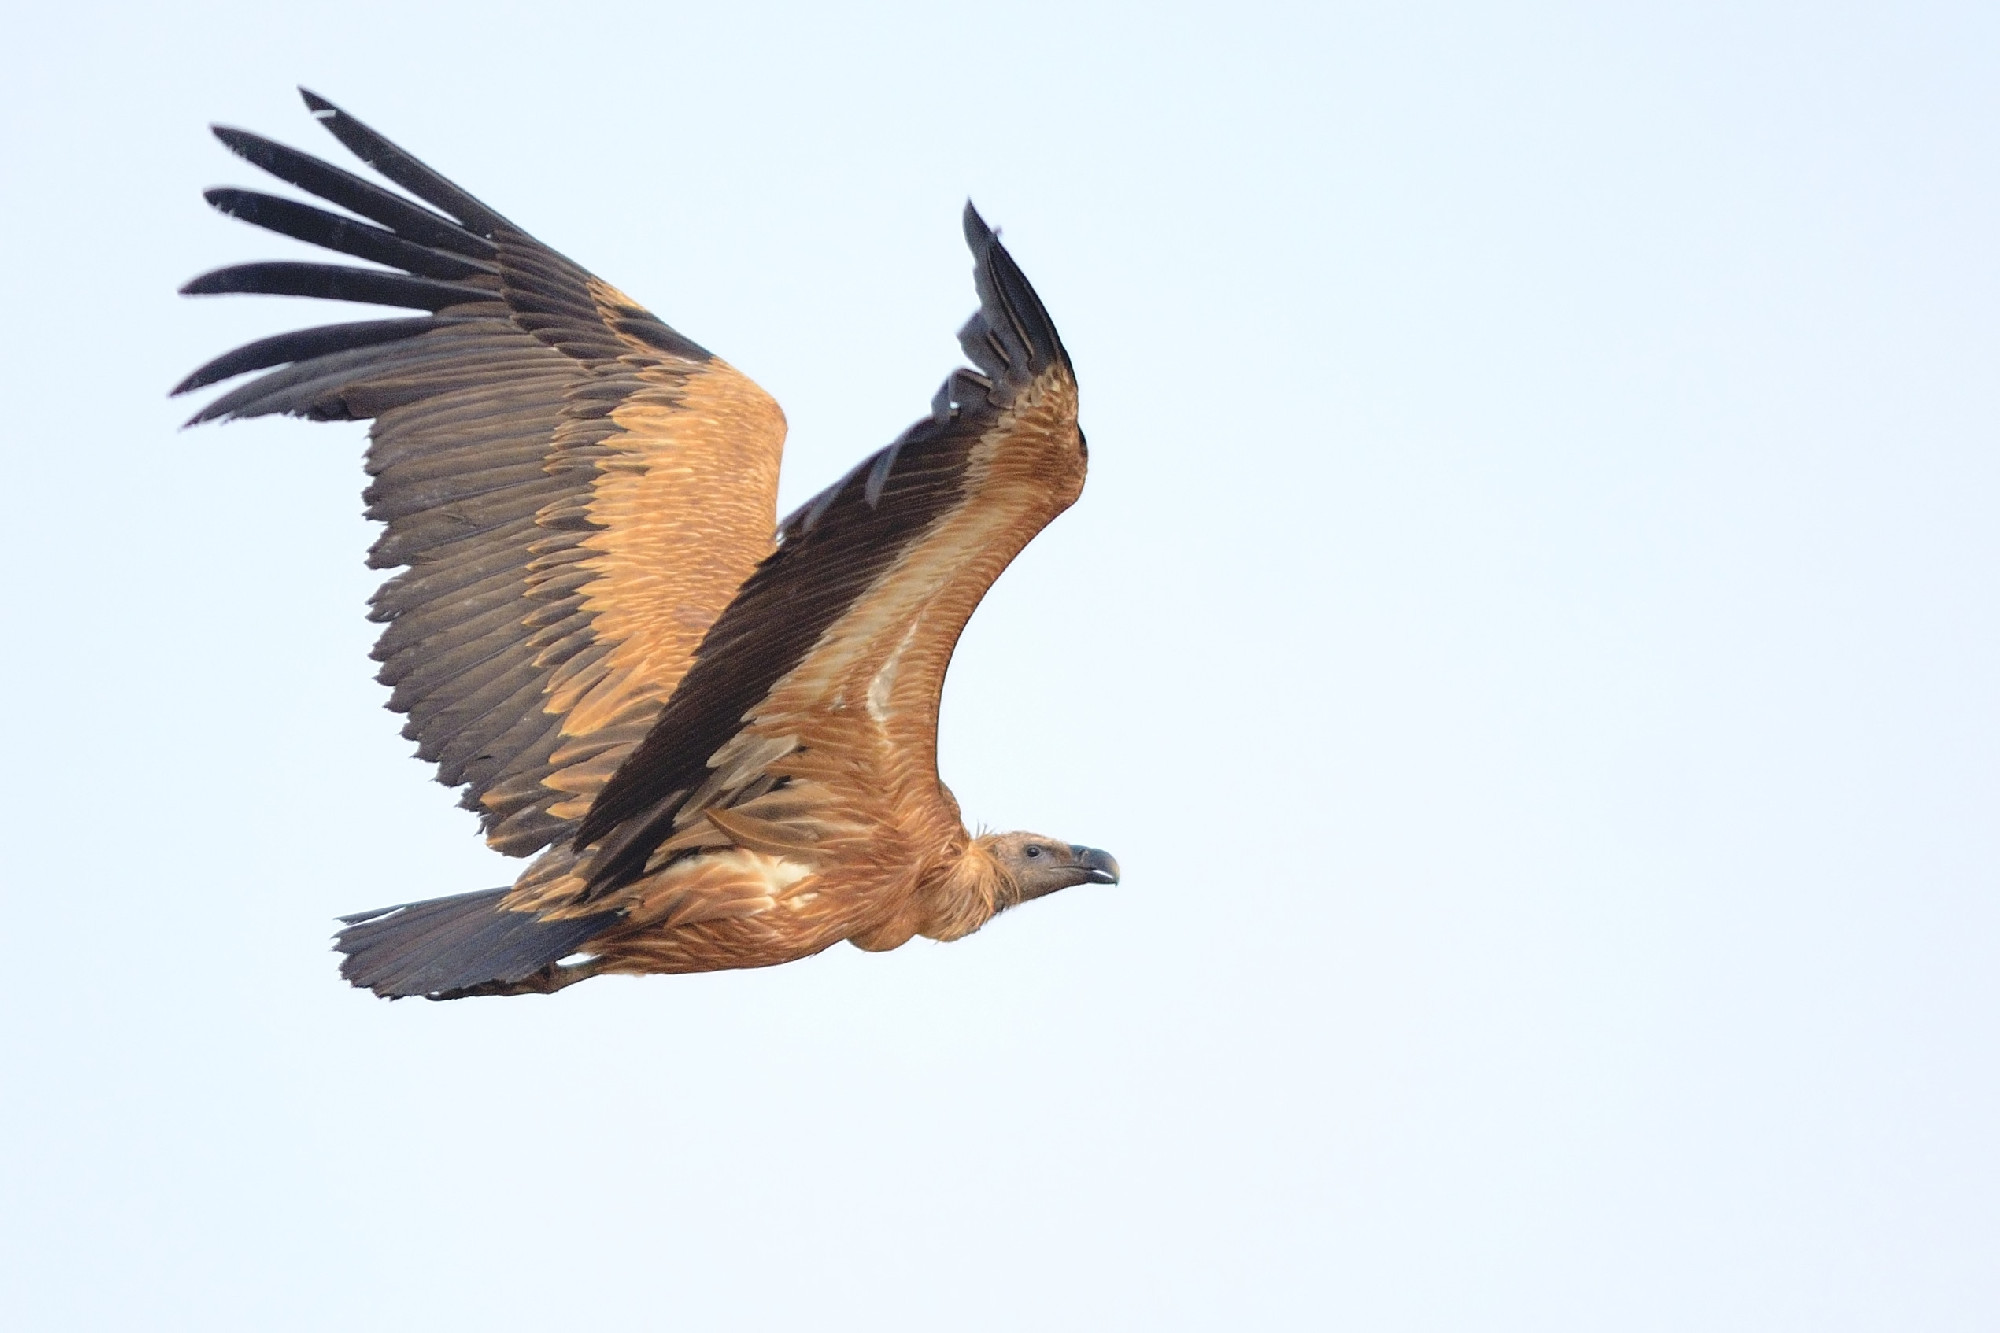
[{"xmin": 176, "ymin": 90, "xmax": 1118, "ymax": 1000}]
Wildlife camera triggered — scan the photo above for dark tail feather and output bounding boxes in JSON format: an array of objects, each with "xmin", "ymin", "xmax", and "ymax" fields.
[{"xmin": 335, "ymin": 888, "xmax": 618, "ymax": 1000}]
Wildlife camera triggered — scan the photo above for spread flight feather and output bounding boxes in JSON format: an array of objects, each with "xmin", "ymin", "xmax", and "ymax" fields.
[{"xmin": 178, "ymin": 90, "xmax": 1118, "ymax": 999}]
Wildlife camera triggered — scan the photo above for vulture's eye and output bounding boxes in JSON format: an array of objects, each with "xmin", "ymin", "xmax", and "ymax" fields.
[{"xmin": 1024, "ymin": 845, "xmax": 1044, "ymax": 859}]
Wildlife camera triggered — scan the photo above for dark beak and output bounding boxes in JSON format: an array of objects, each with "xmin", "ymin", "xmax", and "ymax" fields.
[{"xmin": 1070, "ymin": 844, "xmax": 1121, "ymax": 885}]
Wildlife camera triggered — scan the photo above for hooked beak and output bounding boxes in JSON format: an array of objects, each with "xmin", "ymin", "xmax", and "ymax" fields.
[{"xmin": 1070, "ymin": 844, "xmax": 1121, "ymax": 885}]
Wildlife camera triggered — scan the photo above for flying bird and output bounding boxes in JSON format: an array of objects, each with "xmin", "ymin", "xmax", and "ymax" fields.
[{"xmin": 176, "ymin": 90, "xmax": 1118, "ymax": 1000}]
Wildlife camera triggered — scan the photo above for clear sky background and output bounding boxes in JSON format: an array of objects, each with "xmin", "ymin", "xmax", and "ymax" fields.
[{"xmin": 2, "ymin": 1, "xmax": 1994, "ymax": 1328}]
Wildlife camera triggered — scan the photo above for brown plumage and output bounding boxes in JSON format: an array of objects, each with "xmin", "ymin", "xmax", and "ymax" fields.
[{"xmin": 177, "ymin": 90, "xmax": 1118, "ymax": 998}]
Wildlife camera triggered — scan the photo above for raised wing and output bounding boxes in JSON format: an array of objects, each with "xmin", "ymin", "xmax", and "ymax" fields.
[
  {"xmin": 176, "ymin": 90, "xmax": 786, "ymax": 859},
  {"xmin": 568, "ymin": 205, "xmax": 1084, "ymax": 899}
]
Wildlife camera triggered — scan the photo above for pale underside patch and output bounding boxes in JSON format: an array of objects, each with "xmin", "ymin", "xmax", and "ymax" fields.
[
  {"xmin": 628, "ymin": 845, "xmax": 819, "ymax": 929},
  {"xmin": 719, "ymin": 846, "xmax": 814, "ymax": 897},
  {"xmin": 866, "ymin": 621, "xmax": 923, "ymax": 725}
]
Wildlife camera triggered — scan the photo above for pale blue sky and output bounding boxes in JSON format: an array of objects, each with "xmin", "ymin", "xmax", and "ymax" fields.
[{"xmin": 3, "ymin": 2, "xmax": 1995, "ymax": 1328}]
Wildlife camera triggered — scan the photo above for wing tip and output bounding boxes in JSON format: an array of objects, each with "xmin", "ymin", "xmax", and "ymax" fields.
[
  {"xmin": 289, "ymin": 88, "xmax": 512, "ymax": 236},
  {"xmin": 953, "ymin": 201, "xmax": 1070, "ymax": 389},
  {"xmin": 962, "ymin": 199, "xmax": 994, "ymax": 251},
  {"xmin": 207, "ymin": 123, "xmax": 257, "ymax": 161}
]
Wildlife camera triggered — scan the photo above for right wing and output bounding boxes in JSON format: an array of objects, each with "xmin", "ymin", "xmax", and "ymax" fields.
[
  {"xmin": 566, "ymin": 205, "xmax": 1086, "ymax": 904},
  {"xmin": 175, "ymin": 89, "xmax": 786, "ymax": 858}
]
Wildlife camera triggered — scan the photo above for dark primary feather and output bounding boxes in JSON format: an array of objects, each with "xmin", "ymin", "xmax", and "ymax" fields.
[
  {"xmin": 573, "ymin": 212, "xmax": 1073, "ymax": 896},
  {"xmin": 958, "ymin": 202, "xmax": 1071, "ymax": 389},
  {"xmin": 201, "ymin": 188, "xmax": 496, "ymax": 281},
  {"xmin": 179, "ymin": 261, "xmax": 493, "ymax": 311},
  {"xmin": 210, "ymin": 125, "xmax": 498, "ymax": 258},
  {"xmin": 300, "ymin": 88, "xmax": 514, "ymax": 235},
  {"xmin": 171, "ymin": 317, "xmax": 442, "ymax": 396}
]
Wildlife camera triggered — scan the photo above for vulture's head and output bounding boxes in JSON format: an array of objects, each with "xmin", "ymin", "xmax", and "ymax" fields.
[{"xmin": 983, "ymin": 830, "xmax": 1121, "ymax": 907}]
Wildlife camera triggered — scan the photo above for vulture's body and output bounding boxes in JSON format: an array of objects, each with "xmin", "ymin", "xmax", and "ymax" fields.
[{"xmin": 178, "ymin": 91, "xmax": 1116, "ymax": 999}]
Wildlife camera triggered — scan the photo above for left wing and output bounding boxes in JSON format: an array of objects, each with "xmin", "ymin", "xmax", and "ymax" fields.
[{"xmin": 563, "ymin": 205, "xmax": 1084, "ymax": 902}]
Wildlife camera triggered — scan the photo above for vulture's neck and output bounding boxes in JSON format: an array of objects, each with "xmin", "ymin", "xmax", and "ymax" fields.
[
  {"xmin": 927, "ymin": 836, "xmax": 1015, "ymax": 937},
  {"xmin": 851, "ymin": 835, "xmax": 1010, "ymax": 951}
]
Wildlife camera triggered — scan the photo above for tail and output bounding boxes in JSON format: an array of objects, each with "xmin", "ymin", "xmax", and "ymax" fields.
[{"xmin": 335, "ymin": 888, "xmax": 620, "ymax": 1000}]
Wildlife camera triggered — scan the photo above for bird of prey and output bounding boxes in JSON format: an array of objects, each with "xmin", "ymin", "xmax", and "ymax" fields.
[{"xmin": 176, "ymin": 90, "xmax": 1119, "ymax": 1000}]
